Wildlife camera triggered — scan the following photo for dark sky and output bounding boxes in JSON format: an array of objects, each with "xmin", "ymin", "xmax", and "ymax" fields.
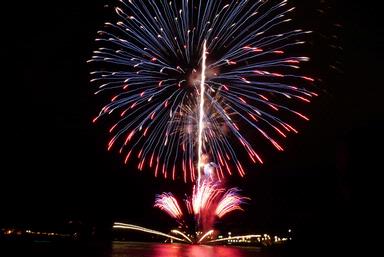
[{"xmin": 2, "ymin": 0, "xmax": 383, "ymax": 249}]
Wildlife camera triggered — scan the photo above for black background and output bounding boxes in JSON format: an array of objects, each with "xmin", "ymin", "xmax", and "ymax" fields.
[{"xmin": 2, "ymin": 0, "xmax": 383, "ymax": 254}]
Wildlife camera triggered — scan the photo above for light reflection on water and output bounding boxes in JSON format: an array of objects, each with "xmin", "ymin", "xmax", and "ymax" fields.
[
  {"xmin": 111, "ymin": 241, "xmax": 273, "ymax": 257},
  {"xmin": 2, "ymin": 241, "xmax": 287, "ymax": 257}
]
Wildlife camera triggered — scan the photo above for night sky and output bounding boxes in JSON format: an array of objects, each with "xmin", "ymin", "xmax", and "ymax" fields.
[{"xmin": 2, "ymin": 0, "xmax": 383, "ymax": 251}]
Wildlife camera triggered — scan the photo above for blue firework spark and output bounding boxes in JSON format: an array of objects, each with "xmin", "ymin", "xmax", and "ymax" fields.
[{"xmin": 89, "ymin": 0, "xmax": 316, "ymax": 182}]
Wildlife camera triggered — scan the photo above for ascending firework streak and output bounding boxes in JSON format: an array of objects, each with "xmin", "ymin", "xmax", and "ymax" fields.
[
  {"xmin": 89, "ymin": 0, "xmax": 316, "ymax": 181},
  {"xmin": 197, "ymin": 40, "xmax": 207, "ymax": 181}
]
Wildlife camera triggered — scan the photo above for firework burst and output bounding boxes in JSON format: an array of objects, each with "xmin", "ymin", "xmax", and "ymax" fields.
[
  {"xmin": 89, "ymin": 0, "xmax": 316, "ymax": 181},
  {"xmin": 154, "ymin": 178, "xmax": 249, "ymax": 241},
  {"xmin": 154, "ymin": 193, "xmax": 184, "ymax": 221}
]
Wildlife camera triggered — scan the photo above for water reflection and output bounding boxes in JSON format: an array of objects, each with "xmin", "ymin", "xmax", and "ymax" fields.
[
  {"xmin": 1, "ymin": 241, "xmax": 284, "ymax": 257},
  {"xmin": 153, "ymin": 243, "xmax": 244, "ymax": 257},
  {"xmin": 111, "ymin": 241, "xmax": 265, "ymax": 257}
]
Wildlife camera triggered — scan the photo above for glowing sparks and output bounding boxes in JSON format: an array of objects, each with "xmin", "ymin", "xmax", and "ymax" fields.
[
  {"xmin": 154, "ymin": 178, "xmax": 249, "ymax": 241},
  {"xmin": 154, "ymin": 193, "xmax": 184, "ymax": 220},
  {"xmin": 90, "ymin": 0, "xmax": 317, "ymax": 181},
  {"xmin": 215, "ymin": 188, "xmax": 249, "ymax": 218},
  {"xmin": 192, "ymin": 180, "xmax": 222, "ymax": 215}
]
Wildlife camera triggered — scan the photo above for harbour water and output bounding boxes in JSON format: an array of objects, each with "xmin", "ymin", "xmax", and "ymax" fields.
[{"xmin": 2, "ymin": 241, "xmax": 293, "ymax": 257}]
